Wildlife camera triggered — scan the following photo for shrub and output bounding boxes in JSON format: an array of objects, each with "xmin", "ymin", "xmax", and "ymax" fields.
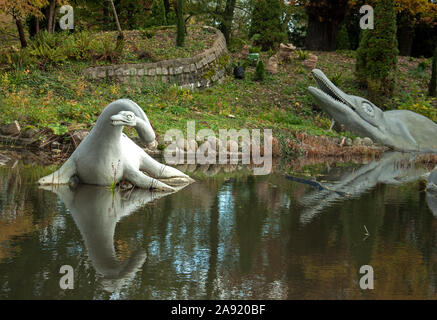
[
  {"xmin": 249, "ymin": 0, "xmax": 286, "ymax": 51},
  {"xmin": 64, "ymin": 31, "xmax": 93, "ymax": 61},
  {"xmin": 397, "ymin": 94, "xmax": 437, "ymax": 122},
  {"xmin": 0, "ymin": 47, "xmax": 36, "ymax": 69},
  {"xmin": 356, "ymin": 0, "xmax": 398, "ymax": 106},
  {"xmin": 296, "ymin": 50, "xmax": 309, "ymax": 60},
  {"xmin": 29, "ymin": 43, "xmax": 67, "ymax": 66},
  {"xmin": 90, "ymin": 36, "xmax": 121, "ymax": 63},
  {"xmin": 249, "ymin": 46, "xmax": 261, "ymax": 54},
  {"xmin": 336, "ymin": 24, "xmax": 350, "ymax": 50},
  {"xmin": 147, "ymin": 0, "xmax": 167, "ymax": 27},
  {"xmin": 330, "ymin": 72, "xmax": 343, "ymax": 87},
  {"xmin": 28, "ymin": 31, "xmax": 67, "ymax": 66},
  {"xmin": 253, "ymin": 60, "xmax": 266, "ymax": 81}
]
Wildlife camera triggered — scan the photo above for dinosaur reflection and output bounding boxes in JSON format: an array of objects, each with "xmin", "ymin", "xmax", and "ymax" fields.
[
  {"xmin": 40, "ymin": 184, "xmax": 176, "ymax": 292},
  {"xmin": 297, "ymin": 152, "xmax": 429, "ymax": 223},
  {"xmin": 426, "ymin": 166, "xmax": 437, "ymax": 216}
]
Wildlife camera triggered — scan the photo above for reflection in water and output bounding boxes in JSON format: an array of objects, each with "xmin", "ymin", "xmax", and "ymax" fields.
[
  {"xmin": 1, "ymin": 155, "xmax": 437, "ymax": 299},
  {"xmin": 40, "ymin": 185, "xmax": 174, "ymax": 293},
  {"xmin": 426, "ymin": 166, "xmax": 437, "ymax": 216},
  {"xmin": 298, "ymin": 152, "xmax": 429, "ymax": 223}
]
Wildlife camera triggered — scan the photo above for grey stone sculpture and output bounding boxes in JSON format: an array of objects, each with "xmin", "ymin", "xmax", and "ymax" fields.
[
  {"xmin": 38, "ymin": 99, "xmax": 193, "ymax": 191},
  {"xmin": 41, "ymin": 184, "xmax": 180, "ymax": 292},
  {"xmin": 308, "ymin": 69, "xmax": 437, "ymax": 152}
]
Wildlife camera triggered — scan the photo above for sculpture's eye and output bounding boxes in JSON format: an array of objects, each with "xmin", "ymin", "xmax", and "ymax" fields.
[
  {"xmin": 362, "ymin": 103, "xmax": 374, "ymax": 117},
  {"xmin": 126, "ymin": 114, "xmax": 133, "ymax": 121}
]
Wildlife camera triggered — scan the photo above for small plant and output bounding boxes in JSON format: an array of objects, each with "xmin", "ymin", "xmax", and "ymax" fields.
[
  {"xmin": 28, "ymin": 32, "xmax": 68, "ymax": 67},
  {"xmin": 396, "ymin": 93, "xmax": 437, "ymax": 122},
  {"xmin": 410, "ymin": 60, "xmax": 431, "ymax": 79},
  {"xmin": 296, "ymin": 50, "xmax": 309, "ymax": 60},
  {"xmin": 295, "ymin": 66, "xmax": 306, "ymax": 74},
  {"xmin": 139, "ymin": 28, "xmax": 156, "ymax": 39},
  {"xmin": 108, "ymin": 160, "xmax": 121, "ymax": 192},
  {"xmin": 249, "ymin": 46, "xmax": 261, "ymax": 54},
  {"xmin": 91, "ymin": 36, "xmax": 121, "ymax": 63},
  {"xmin": 253, "ymin": 60, "xmax": 266, "ymax": 81},
  {"xmin": 65, "ymin": 31, "xmax": 92, "ymax": 61},
  {"xmin": 330, "ymin": 72, "xmax": 343, "ymax": 87},
  {"xmin": 48, "ymin": 123, "xmax": 68, "ymax": 136}
]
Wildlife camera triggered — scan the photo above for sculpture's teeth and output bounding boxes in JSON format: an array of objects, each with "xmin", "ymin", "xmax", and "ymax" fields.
[{"xmin": 312, "ymin": 70, "xmax": 349, "ymax": 107}]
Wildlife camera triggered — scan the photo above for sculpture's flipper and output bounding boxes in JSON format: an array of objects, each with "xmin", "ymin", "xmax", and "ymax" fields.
[
  {"xmin": 37, "ymin": 157, "xmax": 77, "ymax": 185},
  {"xmin": 139, "ymin": 151, "xmax": 195, "ymax": 185},
  {"xmin": 124, "ymin": 167, "xmax": 175, "ymax": 192}
]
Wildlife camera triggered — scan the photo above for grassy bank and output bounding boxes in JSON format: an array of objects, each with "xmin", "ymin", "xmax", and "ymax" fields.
[{"xmin": 0, "ymin": 32, "xmax": 435, "ymax": 157}]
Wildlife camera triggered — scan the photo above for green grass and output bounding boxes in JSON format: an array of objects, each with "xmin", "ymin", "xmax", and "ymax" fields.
[{"xmin": 0, "ymin": 49, "xmax": 434, "ymax": 147}]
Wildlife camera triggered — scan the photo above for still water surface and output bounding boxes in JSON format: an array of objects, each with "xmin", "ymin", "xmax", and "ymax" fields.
[{"xmin": 1, "ymin": 152, "xmax": 437, "ymax": 299}]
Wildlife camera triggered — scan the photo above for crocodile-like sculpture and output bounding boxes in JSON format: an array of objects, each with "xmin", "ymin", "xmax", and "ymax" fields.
[
  {"xmin": 308, "ymin": 69, "xmax": 437, "ymax": 152},
  {"xmin": 38, "ymin": 99, "xmax": 193, "ymax": 191}
]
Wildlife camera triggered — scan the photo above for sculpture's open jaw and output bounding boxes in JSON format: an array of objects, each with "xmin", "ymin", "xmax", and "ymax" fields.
[
  {"xmin": 308, "ymin": 69, "xmax": 355, "ymax": 114},
  {"xmin": 110, "ymin": 111, "xmax": 136, "ymax": 127}
]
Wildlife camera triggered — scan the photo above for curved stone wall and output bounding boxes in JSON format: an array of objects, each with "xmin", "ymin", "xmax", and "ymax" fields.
[{"xmin": 82, "ymin": 26, "xmax": 229, "ymax": 89}]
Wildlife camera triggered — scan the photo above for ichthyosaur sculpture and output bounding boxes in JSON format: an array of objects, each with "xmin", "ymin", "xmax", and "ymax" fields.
[
  {"xmin": 308, "ymin": 69, "xmax": 437, "ymax": 152},
  {"xmin": 38, "ymin": 99, "xmax": 193, "ymax": 191}
]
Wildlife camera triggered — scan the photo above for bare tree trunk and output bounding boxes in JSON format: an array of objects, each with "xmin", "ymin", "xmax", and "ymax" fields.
[
  {"xmin": 47, "ymin": 0, "xmax": 56, "ymax": 33},
  {"xmin": 109, "ymin": 0, "xmax": 123, "ymax": 37},
  {"xmin": 15, "ymin": 18, "xmax": 27, "ymax": 48},
  {"xmin": 52, "ymin": 7, "xmax": 58, "ymax": 32},
  {"xmin": 109, "ymin": 0, "xmax": 124, "ymax": 57},
  {"xmin": 163, "ymin": 0, "xmax": 170, "ymax": 19},
  {"xmin": 219, "ymin": 0, "xmax": 236, "ymax": 44},
  {"xmin": 305, "ymin": 15, "xmax": 339, "ymax": 51},
  {"xmin": 397, "ymin": 19, "xmax": 414, "ymax": 56}
]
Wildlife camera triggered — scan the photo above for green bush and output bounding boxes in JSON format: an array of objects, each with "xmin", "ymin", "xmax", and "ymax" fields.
[
  {"xmin": 228, "ymin": 37, "xmax": 247, "ymax": 53},
  {"xmin": 253, "ymin": 60, "xmax": 266, "ymax": 81},
  {"xmin": 147, "ymin": 0, "xmax": 167, "ymax": 27},
  {"xmin": 296, "ymin": 50, "xmax": 309, "ymax": 60},
  {"xmin": 336, "ymin": 24, "xmax": 350, "ymax": 50},
  {"xmin": 28, "ymin": 31, "xmax": 68, "ymax": 66},
  {"xmin": 249, "ymin": 0, "xmax": 286, "ymax": 51},
  {"xmin": 330, "ymin": 72, "xmax": 343, "ymax": 87},
  {"xmin": 396, "ymin": 93, "xmax": 437, "ymax": 122},
  {"xmin": 64, "ymin": 31, "xmax": 93, "ymax": 61},
  {"xmin": 356, "ymin": 0, "xmax": 398, "ymax": 105},
  {"xmin": 90, "ymin": 36, "xmax": 121, "ymax": 63},
  {"xmin": 0, "ymin": 47, "xmax": 36, "ymax": 69}
]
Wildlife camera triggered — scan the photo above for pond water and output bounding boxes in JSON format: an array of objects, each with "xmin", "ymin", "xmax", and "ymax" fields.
[{"xmin": 1, "ymin": 152, "xmax": 437, "ymax": 300}]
